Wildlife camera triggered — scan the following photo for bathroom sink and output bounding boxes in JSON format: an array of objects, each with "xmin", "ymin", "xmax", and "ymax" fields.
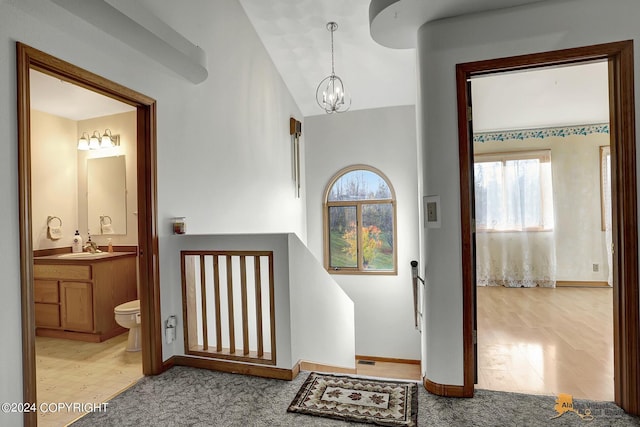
[{"xmin": 57, "ymin": 252, "xmax": 112, "ymax": 259}]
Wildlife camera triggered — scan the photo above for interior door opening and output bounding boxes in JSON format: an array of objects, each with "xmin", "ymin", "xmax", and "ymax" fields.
[
  {"xmin": 469, "ymin": 61, "xmax": 613, "ymax": 400},
  {"xmin": 456, "ymin": 40, "xmax": 639, "ymax": 414},
  {"xmin": 17, "ymin": 43, "xmax": 162, "ymax": 426}
]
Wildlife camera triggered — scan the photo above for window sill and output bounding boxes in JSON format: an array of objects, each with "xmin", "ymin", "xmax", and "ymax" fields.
[
  {"xmin": 477, "ymin": 228, "xmax": 554, "ymax": 233},
  {"xmin": 327, "ymin": 269, "xmax": 398, "ymax": 276}
]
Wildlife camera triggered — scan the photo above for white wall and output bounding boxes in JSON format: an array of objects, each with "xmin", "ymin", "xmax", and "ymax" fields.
[
  {"xmin": 31, "ymin": 110, "xmax": 138, "ymax": 250},
  {"xmin": 417, "ymin": 0, "xmax": 640, "ymax": 386},
  {"xmin": 161, "ymin": 233, "xmax": 356, "ymax": 370},
  {"xmin": 0, "ymin": 1, "xmax": 305, "ymax": 422},
  {"xmin": 305, "ymin": 105, "xmax": 421, "ymax": 360},
  {"xmin": 471, "ymin": 62, "xmax": 610, "ymax": 132},
  {"xmin": 474, "ymin": 130, "xmax": 611, "ymax": 282},
  {"xmin": 288, "ymin": 234, "xmax": 355, "ymax": 369},
  {"xmin": 30, "ymin": 110, "xmax": 78, "ymax": 250},
  {"xmin": 160, "ymin": 234, "xmax": 293, "ymax": 367}
]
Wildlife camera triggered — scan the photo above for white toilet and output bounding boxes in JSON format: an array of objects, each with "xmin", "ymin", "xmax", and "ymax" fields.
[{"xmin": 114, "ymin": 300, "xmax": 141, "ymax": 352}]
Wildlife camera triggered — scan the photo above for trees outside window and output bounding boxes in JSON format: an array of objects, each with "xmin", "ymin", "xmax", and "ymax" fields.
[{"xmin": 323, "ymin": 165, "xmax": 397, "ymax": 274}]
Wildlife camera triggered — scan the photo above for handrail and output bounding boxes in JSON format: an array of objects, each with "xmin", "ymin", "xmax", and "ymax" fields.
[{"xmin": 411, "ymin": 260, "xmax": 425, "ymax": 329}]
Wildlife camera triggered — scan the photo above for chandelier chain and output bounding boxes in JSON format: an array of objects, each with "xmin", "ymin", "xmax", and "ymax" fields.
[{"xmin": 330, "ymin": 24, "xmax": 335, "ymax": 75}]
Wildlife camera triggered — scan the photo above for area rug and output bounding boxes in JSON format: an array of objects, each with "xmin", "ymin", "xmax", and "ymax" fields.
[{"xmin": 287, "ymin": 372, "xmax": 418, "ymax": 426}]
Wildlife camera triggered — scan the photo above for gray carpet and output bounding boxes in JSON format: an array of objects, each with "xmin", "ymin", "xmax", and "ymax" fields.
[{"xmin": 72, "ymin": 366, "xmax": 640, "ymax": 426}]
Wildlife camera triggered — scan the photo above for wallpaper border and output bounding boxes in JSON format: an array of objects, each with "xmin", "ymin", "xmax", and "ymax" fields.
[{"xmin": 474, "ymin": 123, "xmax": 609, "ymax": 143}]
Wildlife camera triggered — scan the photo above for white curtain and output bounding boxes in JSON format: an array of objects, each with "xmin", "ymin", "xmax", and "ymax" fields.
[{"xmin": 474, "ymin": 154, "xmax": 557, "ymax": 288}]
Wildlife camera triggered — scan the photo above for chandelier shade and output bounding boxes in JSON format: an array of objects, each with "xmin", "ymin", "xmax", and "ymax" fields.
[{"xmin": 316, "ymin": 22, "xmax": 351, "ymax": 114}]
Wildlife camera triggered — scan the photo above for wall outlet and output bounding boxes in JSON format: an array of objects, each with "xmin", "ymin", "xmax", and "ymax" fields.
[{"xmin": 593, "ymin": 263, "xmax": 599, "ymax": 272}]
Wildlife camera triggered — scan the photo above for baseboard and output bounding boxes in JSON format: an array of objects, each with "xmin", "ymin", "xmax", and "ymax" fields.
[
  {"xmin": 161, "ymin": 356, "xmax": 176, "ymax": 372},
  {"xmin": 356, "ymin": 355, "xmax": 421, "ymax": 365},
  {"xmin": 171, "ymin": 355, "xmax": 301, "ymax": 381},
  {"xmin": 556, "ymin": 281, "xmax": 610, "ymax": 287},
  {"xmin": 300, "ymin": 360, "xmax": 357, "ymax": 375},
  {"xmin": 423, "ymin": 377, "xmax": 470, "ymax": 398}
]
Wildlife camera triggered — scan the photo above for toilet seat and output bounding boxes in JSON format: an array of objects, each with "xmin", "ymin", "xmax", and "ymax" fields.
[{"xmin": 115, "ymin": 299, "xmax": 140, "ymax": 314}]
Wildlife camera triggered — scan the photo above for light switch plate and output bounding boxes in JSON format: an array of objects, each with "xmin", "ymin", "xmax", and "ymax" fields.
[{"xmin": 424, "ymin": 195, "xmax": 441, "ymax": 228}]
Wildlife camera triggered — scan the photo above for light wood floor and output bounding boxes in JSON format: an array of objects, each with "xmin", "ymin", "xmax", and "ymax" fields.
[
  {"xmin": 36, "ymin": 333, "xmax": 142, "ymax": 427},
  {"xmin": 477, "ymin": 286, "xmax": 613, "ymax": 401},
  {"xmin": 300, "ymin": 359, "xmax": 421, "ymax": 382},
  {"xmin": 355, "ymin": 360, "xmax": 421, "ymax": 381}
]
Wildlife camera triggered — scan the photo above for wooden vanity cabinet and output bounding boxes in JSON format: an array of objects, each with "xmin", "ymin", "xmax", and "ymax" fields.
[
  {"xmin": 34, "ymin": 279, "xmax": 61, "ymax": 328},
  {"xmin": 33, "ymin": 253, "xmax": 137, "ymax": 342},
  {"xmin": 60, "ymin": 281, "xmax": 94, "ymax": 332}
]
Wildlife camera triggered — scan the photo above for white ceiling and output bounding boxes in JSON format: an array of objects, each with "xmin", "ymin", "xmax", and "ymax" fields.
[
  {"xmin": 29, "ymin": 69, "xmax": 135, "ymax": 121},
  {"xmin": 30, "ymin": 0, "xmax": 608, "ymax": 129},
  {"xmin": 238, "ymin": 0, "xmax": 417, "ymax": 117}
]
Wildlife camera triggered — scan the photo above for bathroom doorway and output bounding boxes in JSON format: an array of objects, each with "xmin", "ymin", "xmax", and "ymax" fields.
[{"xmin": 17, "ymin": 43, "xmax": 162, "ymax": 427}]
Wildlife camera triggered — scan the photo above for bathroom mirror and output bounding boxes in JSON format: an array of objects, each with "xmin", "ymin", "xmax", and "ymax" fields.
[{"xmin": 87, "ymin": 156, "xmax": 127, "ymax": 235}]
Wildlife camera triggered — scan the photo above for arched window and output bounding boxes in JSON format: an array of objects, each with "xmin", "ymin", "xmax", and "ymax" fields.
[{"xmin": 323, "ymin": 165, "xmax": 397, "ymax": 274}]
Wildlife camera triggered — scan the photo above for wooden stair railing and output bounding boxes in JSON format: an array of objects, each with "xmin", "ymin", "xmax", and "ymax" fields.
[{"xmin": 181, "ymin": 250, "xmax": 276, "ymax": 365}]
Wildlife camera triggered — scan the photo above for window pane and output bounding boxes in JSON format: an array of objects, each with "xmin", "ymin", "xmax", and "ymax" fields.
[
  {"xmin": 474, "ymin": 161, "xmax": 504, "ymax": 229},
  {"xmin": 504, "ymin": 159, "xmax": 541, "ymax": 228},
  {"xmin": 474, "ymin": 153, "xmax": 553, "ymax": 231},
  {"xmin": 362, "ymin": 204, "xmax": 394, "ymax": 270},
  {"xmin": 328, "ymin": 170, "xmax": 391, "ymax": 201},
  {"xmin": 328, "ymin": 206, "xmax": 357, "ymax": 268}
]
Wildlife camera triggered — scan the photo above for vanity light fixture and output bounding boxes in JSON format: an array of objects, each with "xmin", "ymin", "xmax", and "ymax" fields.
[
  {"xmin": 315, "ymin": 21, "xmax": 351, "ymax": 114},
  {"xmin": 100, "ymin": 128, "xmax": 114, "ymax": 148},
  {"xmin": 77, "ymin": 129, "xmax": 120, "ymax": 151},
  {"xmin": 89, "ymin": 130, "xmax": 101, "ymax": 150},
  {"xmin": 77, "ymin": 132, "xmax": 90, "ymax": 150}
]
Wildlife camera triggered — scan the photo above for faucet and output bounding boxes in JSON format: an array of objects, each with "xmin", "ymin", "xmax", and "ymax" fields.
[
  {"xmin": 83, "ymin": 241, "xmax": 101, "ymax": 253},
  {"xmin": 83, "ymin": 232, "xmax": 101, "ymax": 253}
]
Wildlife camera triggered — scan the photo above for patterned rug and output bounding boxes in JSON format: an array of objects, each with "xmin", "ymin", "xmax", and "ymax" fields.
[{"xmin": 287, "ymin": 372, "xmax": 418, "ymax": 426}]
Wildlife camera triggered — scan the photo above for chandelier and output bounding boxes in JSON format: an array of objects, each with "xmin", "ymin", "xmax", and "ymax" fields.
[{"xmin": 316, "ymin": 22, "xmax": 351, "ymax": 114}]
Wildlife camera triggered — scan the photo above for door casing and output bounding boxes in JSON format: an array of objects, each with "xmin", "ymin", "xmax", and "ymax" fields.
[
  {"xmin": 456, "ymin": 40, "xmax": 639, "ymax": 414},
  {"xmin": 17, "ymin": 42, "xmax": 164, "ymax": 426}
]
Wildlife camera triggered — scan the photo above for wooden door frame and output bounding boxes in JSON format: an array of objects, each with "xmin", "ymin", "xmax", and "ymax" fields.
[
  {"xmin": 456, "ymin": 40, "xmax": 639, "ymax": 414},
  {"xmin": 17, "ymin": 42, "xmax": 163, "ymax": 426}
]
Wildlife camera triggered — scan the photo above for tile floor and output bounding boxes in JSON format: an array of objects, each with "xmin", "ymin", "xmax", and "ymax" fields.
[{"xmin": 36, "ymin": 333, "xmax": 142, "ymax": 426}]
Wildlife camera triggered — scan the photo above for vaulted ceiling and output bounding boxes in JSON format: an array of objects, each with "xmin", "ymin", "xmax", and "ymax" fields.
[{"xmin": 32, "ymin": 0, "xmax": 610, "ymax": 129}]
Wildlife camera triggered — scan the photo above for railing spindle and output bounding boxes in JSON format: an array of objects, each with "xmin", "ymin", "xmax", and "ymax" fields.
[
  {"xmin": 199, "ymin": 254, "xmax": 208, "ymax": 351},
  {"xmin": 268, "ymin": 252, "xmax": 276, "ymax": 359},
  {"xmin": 226, "ymin": 255, "xmax": 235, "ymax": 354},
  {"xmin": 240, "ymin": 256, "xmax": 249, "ymax": 355},
  {"xmin": 254, "ymin": 256, "xmax": 264, "ymax": 358},
  {"xmin": 213, "ymin": 255, "xmax": 222, "ymax": 352}
]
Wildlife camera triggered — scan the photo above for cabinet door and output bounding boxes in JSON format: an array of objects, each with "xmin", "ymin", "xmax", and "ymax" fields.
[
  {"xmin": 34, "ymin": 280, "xmax": 59, "ymax": 303},
  {"xmin": 35, "ymin": 303, "xmax": 60, "ymax": 328},
  {"xmin": 60, "ymin": 281, "xmax": 94, "ymax": 332},
  {"xmin": 34, "ymin": 280, "xmax": 60, "ymax": 328}
]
